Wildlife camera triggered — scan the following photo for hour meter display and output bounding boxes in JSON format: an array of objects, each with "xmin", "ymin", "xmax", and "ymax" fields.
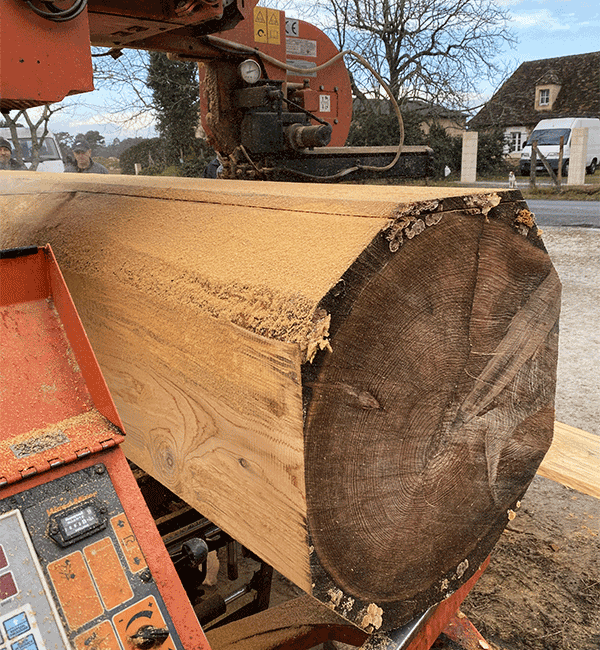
[
  {"xmin": 48, "ymin": 500, "xmax": 106, "ymax": 547},
  {"xmin": 58, "ymin": 505, "xmax": 101, "ymax": 541}
]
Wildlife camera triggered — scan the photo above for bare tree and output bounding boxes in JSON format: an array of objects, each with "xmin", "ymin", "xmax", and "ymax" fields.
[
  {"xmin": 1, "ymin": 104, "xmax": 61, "ymax": 170},
  {"xmin": 88, "ymin": 48, "xmax": 155, "ymax": 129},
  {"xmin": 313, "ymin": 0, "xmax": 517, "ymax": 110}
]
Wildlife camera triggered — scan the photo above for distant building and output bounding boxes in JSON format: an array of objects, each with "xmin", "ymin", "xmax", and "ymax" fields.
[
  {"xmin": 468, "ymin": 51, "xmax": 600, "ymax": 159},
  {"xmin": 354, "ymin": 98, "xmax": 467, "ymax": 137}
]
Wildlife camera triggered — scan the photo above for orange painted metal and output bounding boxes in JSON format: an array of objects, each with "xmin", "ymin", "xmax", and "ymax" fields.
[
  {"xmin": 0, "ymin": 246, "xmax": 124, "ymax": 486},
  {"xmin": 0, "ymin": 0, "xmax": 93, "ymax": 110},
  {"xmin": 199, "ymin": 7, "xmax": 353, "ymax": 148},
  {"xmin": 442, "ymin": 611, "xmax": 492, "ymax": 650},
  {"xmin": 86, "ymin": 0, "xmax": 234, "ymax": 45},
  {"xmin": 404, "ymin": 556, "xmax": 491, "ymax": 650},
  {"xmin": 0, "ymin": 245, "xmax": 211, "ymax": 650},
  {"xmin": 47, "ymin": 551, "xmax": 105, "ymax": 630}
]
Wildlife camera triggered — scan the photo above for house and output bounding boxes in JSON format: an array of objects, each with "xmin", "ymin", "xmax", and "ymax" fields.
[
  {"xmin": 354, "ymin": 98, "xmax": 467, "ymax": 137},
  {"xmin": 402, "ymin": 100, "xmax": 467, "ymax": 137},
  {"xmin": 468, "ymin": 51, "xmax": 600, "ymax": 159}
]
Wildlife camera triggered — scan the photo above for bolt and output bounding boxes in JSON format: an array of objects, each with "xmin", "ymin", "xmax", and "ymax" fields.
[{"xmin": 139, "ymin": 568, "xmax": 153, "ymax": 583}]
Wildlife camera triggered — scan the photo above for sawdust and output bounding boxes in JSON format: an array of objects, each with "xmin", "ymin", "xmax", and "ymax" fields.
[
  {"xmin": 0, "ymin": 409, "xmax": 121, "ymax": 481},
  {"xmin": 1, "ymin": 177, "xmax": 510, "ymax": 367},
  {"xmin": 1, "ymin": 183, "xmax": 388, "ymax": 362}
]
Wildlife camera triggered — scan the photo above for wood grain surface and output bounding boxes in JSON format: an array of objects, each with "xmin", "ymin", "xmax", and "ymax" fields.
[
  {"xmin": 539, "ymin": 422, "xmax": 600, "ymax": 499},
  {"xmin": 0, "ymin": 173, "xmax": 561, "ymax": 630}
]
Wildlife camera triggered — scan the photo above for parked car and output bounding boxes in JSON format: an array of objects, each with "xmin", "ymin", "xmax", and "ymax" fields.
[
  {"xmin": 0, "ymin": 126, "xmax": 64, "ymax": 172},
  {"xmin": 519, "ymin": 117, "xmax": 600, "ymax": 176}
]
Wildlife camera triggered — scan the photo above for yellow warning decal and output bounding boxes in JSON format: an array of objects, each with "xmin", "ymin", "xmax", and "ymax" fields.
[
  {"xmin": 111, "ymin": 512, "xmax": 147, "ymax": 574},
  {"xmin": 254, "ymin": 6, "xmax": 280, "ymax": 45},
  {"xmin": 75, "ymin": 621, "xmax": 121, "ymax": 650},
  {"xmin": 48, "ymin": 551, "xmax": 104, "ymax": 630}
]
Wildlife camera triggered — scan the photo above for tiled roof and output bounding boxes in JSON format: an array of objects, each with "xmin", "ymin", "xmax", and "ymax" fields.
[
  {"xmin": 468, "ymin": 51, "xmax": 600, "ymax": 130},
  {"xmin": 536, "ymin": 69, "xmax": 561, "ymax": 85}
]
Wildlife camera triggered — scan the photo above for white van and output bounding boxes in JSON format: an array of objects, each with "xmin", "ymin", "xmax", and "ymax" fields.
[
  {"xmin": 0, "ymin": 126, "xmax": 64, "ymax": 172},
  {"xmin": 519, "ymin": 117, "xmax": 600, "ymax": 176}
]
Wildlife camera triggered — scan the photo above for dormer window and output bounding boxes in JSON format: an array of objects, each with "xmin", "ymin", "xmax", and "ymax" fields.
[{"xmin": 534, "ymin": 70, "xmax": 561, "ymax": 111}]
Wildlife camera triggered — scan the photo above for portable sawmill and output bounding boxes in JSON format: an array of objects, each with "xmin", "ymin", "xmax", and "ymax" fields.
[{"xmin": 0, "ymin": 1, "xmax": 561, "ymax": 649}]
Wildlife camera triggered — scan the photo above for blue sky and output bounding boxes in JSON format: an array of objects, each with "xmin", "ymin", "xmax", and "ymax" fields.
[
  {"xmin": 501, "ymin": 0, "xmax": 599, "ymax": 63},
  {"xmin": 46, "ymin": 0, "xmax": 599, "ymax": 140}
]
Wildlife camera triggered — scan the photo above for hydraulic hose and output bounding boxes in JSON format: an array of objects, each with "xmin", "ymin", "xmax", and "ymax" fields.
[{"xmin": 205, "ymin": 34, "xmax": 405, "ymax": 177}]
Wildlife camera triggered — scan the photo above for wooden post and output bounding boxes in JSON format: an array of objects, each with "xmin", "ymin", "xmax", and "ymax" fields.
[
  {"xmin": 567, "ymin": 128, "xmax": 588, "ymax": 185},
  {"xmin": 557, "ymin": 135, "xmax": 564, "ymax": 189},
  {"xmin": 530, "ymin": 140, "xmax": 537, "ymax": 187},
  {"xmin": 0, "ymin": 173, "xmax": 561, "ymax": 633},
  {"xmin": 535, "ymin": 147, "xmax": 560, "ymax": 189}
]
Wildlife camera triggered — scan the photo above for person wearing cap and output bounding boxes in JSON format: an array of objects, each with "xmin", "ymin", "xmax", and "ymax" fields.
[
  {"xmin": 0, "ymin": 137, "xmax": 26, "ymax": 170},
  {"xmin": 64, "ymin": 137, "xmax": 109, "ymax": 174}
]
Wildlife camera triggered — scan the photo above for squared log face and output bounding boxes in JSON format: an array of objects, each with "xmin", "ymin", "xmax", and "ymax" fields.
[
  {"xmin": 0, "ymin": 175, "xmax": 560, "ymax": 631},
  {"xmin": 303, "ymin": 205, "xmax": 560, "ymax": 626}
]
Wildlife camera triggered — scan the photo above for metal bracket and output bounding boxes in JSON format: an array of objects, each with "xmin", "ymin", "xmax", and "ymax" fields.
[{"xmin": 359, "ymin": 606, "xmax": 436, "ymax": 650}]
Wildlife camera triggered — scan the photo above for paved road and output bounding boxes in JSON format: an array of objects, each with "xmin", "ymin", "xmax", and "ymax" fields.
[
  {"xmin": 459, "ymin": 182, "xmax": 599, "ymax": 227},
  {"xmin": 526, "ymin": 199, "xmax": 599, "ymax": 228}
]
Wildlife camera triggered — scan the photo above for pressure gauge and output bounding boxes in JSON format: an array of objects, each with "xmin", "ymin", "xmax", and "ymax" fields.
[{"xmin": 238, "ymin": 59, "xmax": 261, "ymax": 84}]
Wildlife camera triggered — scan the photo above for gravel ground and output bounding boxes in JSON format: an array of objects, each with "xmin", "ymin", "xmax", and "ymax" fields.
[{"xmin": 541, "ymin": 226, "xmax": 600, "ymax": 436}]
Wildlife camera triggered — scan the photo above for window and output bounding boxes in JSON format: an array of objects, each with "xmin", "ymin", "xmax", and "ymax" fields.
[
  {"xmin": 509, "ymin": 132, "xmax": 522, "ymax": 152},
  {"xmin": 539, "ymin": 89, "xmax": 550, "ymax": 106},
  {"xmin": 8, "ymin": 137, "xmax": 60, "ymax": 162},
  {"xmin": 527, "ymin": 128, "xmax": 571, "ymax": 146}
]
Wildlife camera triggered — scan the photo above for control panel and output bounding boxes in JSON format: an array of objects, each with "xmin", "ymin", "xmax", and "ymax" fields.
[
  {"xmin": 0, "ymin": 465, "xmax": 184, "ymax": 650},
  {"xmin": 0, "ymin": 510, "xmax": 70, "ymax": 650}
]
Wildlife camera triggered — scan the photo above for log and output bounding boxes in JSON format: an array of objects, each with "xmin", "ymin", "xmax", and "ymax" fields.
[{"xmin": 0, "ymin": 173, "xmax": 560, "ymax": 631}]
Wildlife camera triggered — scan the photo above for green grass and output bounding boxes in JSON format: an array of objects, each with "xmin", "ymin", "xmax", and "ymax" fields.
[
  {"xmin": 374, "ymin": 172, "xmax": 600, "ymax": 200},
  {"xmin": 519, "ymin": 184, "xmax": 600, "ymax": 201}
]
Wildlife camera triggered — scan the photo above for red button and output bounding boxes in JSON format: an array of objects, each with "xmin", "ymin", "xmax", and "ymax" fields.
[{"xmin": 0, "ymin": 572, "xmax": 17, "ymax": 600}]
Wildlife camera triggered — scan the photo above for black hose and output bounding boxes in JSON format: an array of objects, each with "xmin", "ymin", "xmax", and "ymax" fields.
[{"xmin": 20, "ymin": 0, "xmax": 87, "ymax": 22}]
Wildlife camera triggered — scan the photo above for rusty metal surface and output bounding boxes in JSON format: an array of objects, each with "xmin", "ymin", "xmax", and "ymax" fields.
[
  {"xmin": 0, "ymin": 246, "xmax": 125, "ymax": 486},
  {"xmin": 442, "ymin": 612, "xmax": 492, "ymax": 650}
]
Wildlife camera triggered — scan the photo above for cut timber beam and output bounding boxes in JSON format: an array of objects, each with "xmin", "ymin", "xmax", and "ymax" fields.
[
  {"xmin": 539, "ymin": 422, "xmax": 600, "ymax": 499},
  {"xmin": 0, "ymin": 173, "xmax": 560, "ymax": 632}
]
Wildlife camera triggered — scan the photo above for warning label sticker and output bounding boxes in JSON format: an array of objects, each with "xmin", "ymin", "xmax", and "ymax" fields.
[
  {"xmin": 319, "ymin": 95, "xmax": 331, "ymax": 113},
  {"xmin": 254, "ymin": 7, "xmax": 280, "ymax": 45}
]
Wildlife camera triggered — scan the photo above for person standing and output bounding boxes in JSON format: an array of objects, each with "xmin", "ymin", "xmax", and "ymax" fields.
[
  {"xmin": 0, "ymin": 137, "xmax": 25, "ymax": 170},
  {"xmin": 64, "ymin": 137, "xmax": 109, "ymax": 174}
]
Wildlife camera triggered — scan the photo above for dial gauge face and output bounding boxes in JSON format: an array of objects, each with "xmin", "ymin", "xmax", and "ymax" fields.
[{"xmin": 239, "ymin": 59, "xmax": 261, "ymax": 84}]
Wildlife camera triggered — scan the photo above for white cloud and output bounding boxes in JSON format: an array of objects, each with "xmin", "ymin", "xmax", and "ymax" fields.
[
  {"xmin": 42, "ymin": 95, "xmax": 157, "ymax": 139},
  {"xmin": 509, "ymin": 8, "xmax": 572, "ymax": 30},
  {"xmin": 66, "ymin": 110, "xmax": 156, "ymax": 133}
]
